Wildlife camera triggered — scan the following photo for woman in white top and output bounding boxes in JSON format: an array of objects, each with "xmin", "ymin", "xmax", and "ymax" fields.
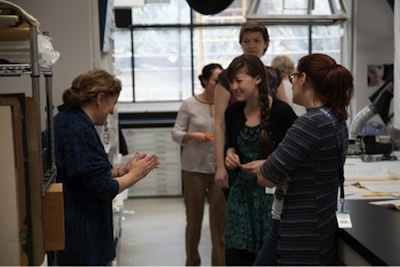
[{"xmin": 172, "ymin": 63, "xmax": 226, "ymax": 266}]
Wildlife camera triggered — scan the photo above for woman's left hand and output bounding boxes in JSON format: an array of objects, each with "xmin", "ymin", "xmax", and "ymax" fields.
[{"xmin": 122, "ymin": 152, "xmax": 147, "ymax": 175}]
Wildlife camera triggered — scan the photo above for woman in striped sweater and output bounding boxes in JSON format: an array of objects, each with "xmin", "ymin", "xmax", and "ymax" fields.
[{"xmin": 256, "ymin": 53, "xmax": 354, "ymax": 265}]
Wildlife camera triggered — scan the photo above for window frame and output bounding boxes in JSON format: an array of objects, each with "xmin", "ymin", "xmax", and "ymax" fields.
[{"xmin": 113, "ymin": 1, "xmax": 346, "ymax": 104}]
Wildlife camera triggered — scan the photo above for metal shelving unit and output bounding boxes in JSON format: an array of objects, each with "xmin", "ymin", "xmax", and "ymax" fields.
[{"xmin": 0, "ymin": 1, "xmax": 56, "ymax": 195}]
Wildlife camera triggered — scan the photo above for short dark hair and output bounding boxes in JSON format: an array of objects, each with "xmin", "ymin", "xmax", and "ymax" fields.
[
  {"xmin": 239, "ymin": 20, "xmax": 269, "ymax": 54},
  {"xmin": 198, "ymin": 63, "xmax": 223, "ymax": 88}
]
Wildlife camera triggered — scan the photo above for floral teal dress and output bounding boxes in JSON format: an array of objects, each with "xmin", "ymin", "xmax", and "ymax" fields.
[{"xmin": 224, "ymin": 125, "xmax": 274, "ymax": 253}]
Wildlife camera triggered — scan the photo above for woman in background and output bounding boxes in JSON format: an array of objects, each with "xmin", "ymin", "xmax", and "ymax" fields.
[
  {"xmin": 271, "ymin": 55, "xmax": 306, "ymax": 116},
  {"xmin": 214, "ymin": 20, "xmax": 288, "ymax": 193},
  {"xmin": 171, "ymin": 63, "xmax": 226, "ymax": 266},
  {"xmin": 54, "ymin": 69, "xmax": 159, "ymax": 266},
  {"xmin": 223, "ymin": 54, "xmax": 297, "ymax": 266},
  {"xmin": 257, "ymin": 53, "xmax": 354, "ymax": 265}
]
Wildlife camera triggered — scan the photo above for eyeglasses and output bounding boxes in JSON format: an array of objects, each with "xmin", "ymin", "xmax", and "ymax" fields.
[{"xmin": 289, "ymin": 72, "xmax": 301, "ymax": 84}]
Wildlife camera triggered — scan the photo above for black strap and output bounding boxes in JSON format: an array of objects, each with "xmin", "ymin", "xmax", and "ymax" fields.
[{"xmin": 320, "ymin": 108, "xmax": 345, "ymax": 211}]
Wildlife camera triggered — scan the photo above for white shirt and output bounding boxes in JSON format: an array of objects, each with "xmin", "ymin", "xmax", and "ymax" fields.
[
  {"xmin": 271, "ymin": 184, "xmax": 288, "ymax": 220},
  {"xmin": 171, "ymin": 96, "xmax": 215, "ymax": 173}
]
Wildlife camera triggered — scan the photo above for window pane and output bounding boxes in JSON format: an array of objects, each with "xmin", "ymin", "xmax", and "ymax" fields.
[
  {"xmin": 132, "ymin": 0, "xmax": 190, "ymax": 25},
  {"xmin": 133, "ymin": 28, "xmax": 192, "ymax": 101},
  {"xmin": 312, "ymin": 25, "xmax": 343, "ymax": 63},
  {"xmin": 266, "ymin": 25, "xmax": 310, "ymax": 64},
  {"xmin": 192, "ymin": 26, "xmax": 242, "ymax": 94},
  {"xmin": 114, "ymin": 29, "xmax": 133, "ymax": 102},
  {"xmin": 193, "ymin": 26, "xmax": 241, "ymax": 67}
]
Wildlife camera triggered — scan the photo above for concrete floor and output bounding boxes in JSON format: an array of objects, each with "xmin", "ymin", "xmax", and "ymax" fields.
[{"xmin": 116, "ymin": 197, "xmax": 212, "ymax": 266}]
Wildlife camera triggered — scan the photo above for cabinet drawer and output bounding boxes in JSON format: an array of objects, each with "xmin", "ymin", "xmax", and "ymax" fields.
[{"xmin": 123, "ymin": 127, "xmax": 182, "ymax": 197}]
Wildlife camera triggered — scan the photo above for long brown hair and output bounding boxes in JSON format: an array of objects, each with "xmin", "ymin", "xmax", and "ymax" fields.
[
  {"xmin": 226, "ymin": 54, "xmax": 274, "ymax": 158},
  {"xmin": 297, "ymin": 53, "xmax": 354, "ymax": 120}
]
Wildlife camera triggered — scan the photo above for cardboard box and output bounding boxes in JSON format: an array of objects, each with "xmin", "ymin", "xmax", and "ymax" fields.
[{"xmin": 42, "ymin": 183, "xmax": 65, "ymax": 251}]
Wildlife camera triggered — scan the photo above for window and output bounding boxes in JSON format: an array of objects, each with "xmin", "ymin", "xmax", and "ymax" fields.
[{"xmin": 113, "ymin": 0, "xmax": 345, "ymax": 102}]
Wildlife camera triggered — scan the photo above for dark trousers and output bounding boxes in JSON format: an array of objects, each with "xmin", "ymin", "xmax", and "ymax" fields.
[
  {"xmin": 253, "ymin": 219, "xmax": 280, "ymax": 266},
  {"xmin": 226, "ymin": 248, "xmax": 256, "ymax": 266}
]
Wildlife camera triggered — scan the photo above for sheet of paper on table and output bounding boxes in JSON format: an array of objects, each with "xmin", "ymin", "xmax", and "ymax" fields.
[
  {"xmin": 344, "ymin": 157, "xmax": 399, "ymax": 181},
  {"xmin": 343, "ymin": 152, "xmax": 400, "ymax": 199},
  {"xmin": 359, "ymin": 181, "xmax": 400, "ymax": 196},
  {"xmin": 369, "ymin": 199, "xmax": 400, "ymax": 210}
]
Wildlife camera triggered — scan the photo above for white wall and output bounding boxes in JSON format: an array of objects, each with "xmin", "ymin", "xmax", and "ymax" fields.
[
  {"xmin": 351, "ymin": 0, "xmax": 394, "ymax": 124},
  {"xmin": 0, "ymin": 0, "xmax": 106, "ymax": 114}
]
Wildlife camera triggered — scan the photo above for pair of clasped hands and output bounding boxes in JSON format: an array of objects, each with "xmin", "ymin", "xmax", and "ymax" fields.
[{"xmin": 123, "ymin": 152, "xmax": 160, "ymax": 183}]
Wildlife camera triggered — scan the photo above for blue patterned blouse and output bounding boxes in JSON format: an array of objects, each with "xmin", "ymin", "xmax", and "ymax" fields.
[{"xmin": 54, "ymin": 104, "xmax": 119, "ymax": 265}]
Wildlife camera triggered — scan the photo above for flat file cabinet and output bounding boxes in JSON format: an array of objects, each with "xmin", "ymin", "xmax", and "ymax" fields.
[{"xmin": 121, "ymin": 127, "xmax": 182, "ymax": 197}]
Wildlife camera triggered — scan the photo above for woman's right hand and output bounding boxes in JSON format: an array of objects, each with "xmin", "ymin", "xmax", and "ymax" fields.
[
  {"xmin": 191, "ymin": 132, "xmax": 213, "ymax": 143},
  {"xmin": 127, "ymin": 152, "xmax": 159, "ymax": 181},
  {"xmin": 225, "ymin": 152, "xmax": 241, "ymax": 170}
]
